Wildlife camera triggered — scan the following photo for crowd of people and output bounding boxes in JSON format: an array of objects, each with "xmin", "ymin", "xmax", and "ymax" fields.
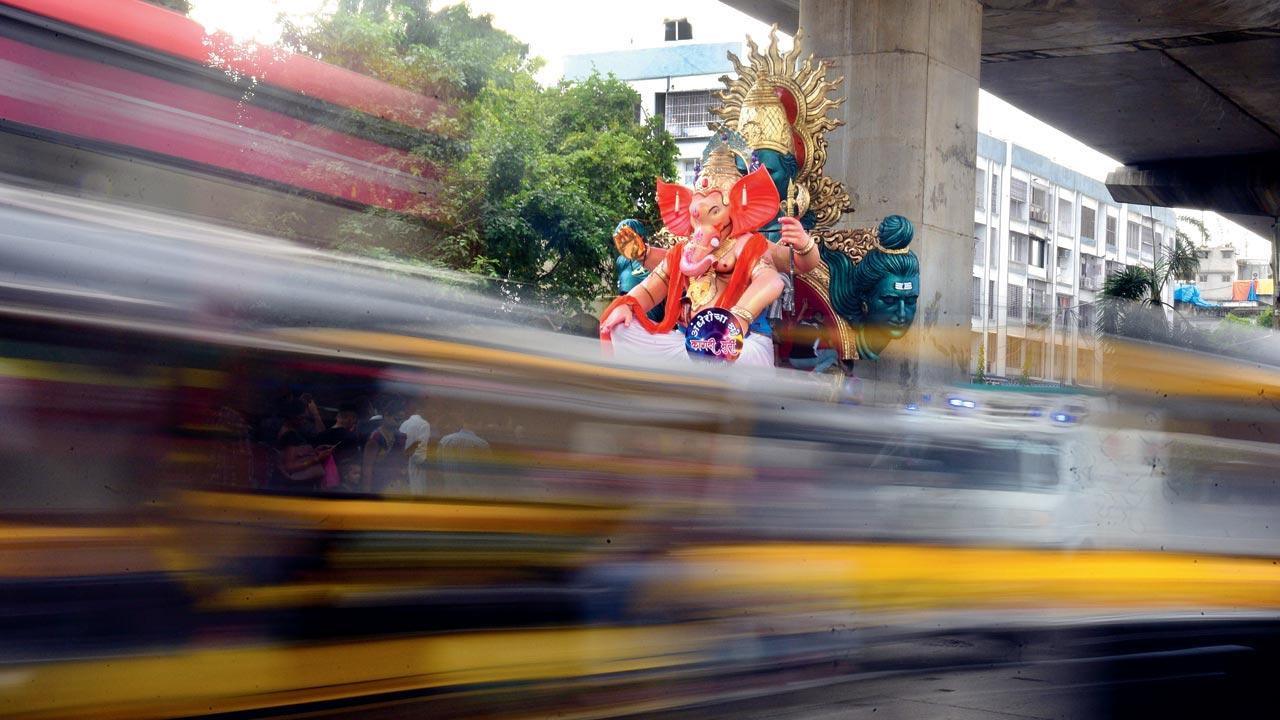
[{"xmin": 224, "ymin": 392, "xmax": 509, "ymax": 495}]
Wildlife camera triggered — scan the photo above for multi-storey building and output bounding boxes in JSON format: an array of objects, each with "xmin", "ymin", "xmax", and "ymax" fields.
[
  {"xmin": 1194, "ymin": 244, "xmax": 1243, "ymax": 303},
  {"xmin": 563, "ymin": 21, "xmax": 736, "ymax": 186},
  {"xmin": 973, "ymin": 133, "xmax": 1177, "ymax": 386},
  {"xmin": 1189, "ymin": 246, "xmax": 1274, "ymax": 305}
]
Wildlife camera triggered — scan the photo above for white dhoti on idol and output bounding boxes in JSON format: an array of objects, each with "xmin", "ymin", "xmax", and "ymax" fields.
[{"xmin": 609, "ymin": 322, "xmax": 775, "ymax": 367}]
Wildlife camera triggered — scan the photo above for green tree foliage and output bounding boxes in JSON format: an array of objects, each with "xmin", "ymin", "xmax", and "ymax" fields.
[
  {"xmin": 1178, "ymin": 214, "xmax": 1213, "ymax": 249},
  {"xmin": 284, "ymin": 1, "xmax": 528, "ymax": 106},
  {"xmin": 1207, "ymin": 310, "xmax": 1259, "ymax": 347},
  {"xmin": 1097, "ymin": 228, "xmax": 1201, "ymax": 342},
  {"xmin": 1257, "ymin": 306, "xmax": 1274, "ymax": 328},
  {"xmin": 450, "ymin": 72, "xmax": 676, "ymax": 309},
  {"xmin": 143, "ymin": 0, "xmax": 192, "ymax": 14},
  {"xmin": 282, "ymin": 1, "xmax": 676, "ymax": 313}
]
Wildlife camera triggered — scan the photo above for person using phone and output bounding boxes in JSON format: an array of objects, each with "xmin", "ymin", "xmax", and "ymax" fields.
[
  {"xmin": 273, "ymin": 399, "xmax": 332, "ymax": 490},
  {"xmin": 316, "ymin": 403, "xmax": 361, "ymax": 488}
]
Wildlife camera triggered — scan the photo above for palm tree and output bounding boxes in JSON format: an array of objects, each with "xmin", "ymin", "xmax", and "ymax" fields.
[{"xmin": 1097, "ymin": 225, "xmax": 1201, "ymax": 341}]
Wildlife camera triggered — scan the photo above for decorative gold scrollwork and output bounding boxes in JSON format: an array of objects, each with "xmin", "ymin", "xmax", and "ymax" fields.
[
  {"xmin": 818, "ymin": 226, "xmax": 878, "ymax": 266},
  {"xmin": 650, "ymin": 226, "xmax": 679, "ymax": 249}
]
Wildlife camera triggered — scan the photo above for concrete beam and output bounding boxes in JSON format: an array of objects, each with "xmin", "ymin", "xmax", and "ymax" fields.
[{"xmin": 1105, "ymin": 153, "xmax": 1280, "ymax": 223}]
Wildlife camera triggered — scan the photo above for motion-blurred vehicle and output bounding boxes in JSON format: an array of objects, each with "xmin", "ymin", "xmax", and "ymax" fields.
[{"xmin": 3, "ymin": 183, "xmax": 1280, "ymax": 719}]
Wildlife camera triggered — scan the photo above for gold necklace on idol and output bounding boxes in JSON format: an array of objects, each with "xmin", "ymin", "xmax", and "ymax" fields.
[{"xmin": 686, "ymin": 235, "xmax": 738, "ymax": 307}]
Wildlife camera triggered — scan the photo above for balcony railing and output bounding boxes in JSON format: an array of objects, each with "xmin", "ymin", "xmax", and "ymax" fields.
[{"xmin": 665, "ymin": 122, "xmax": 712, "ymax": 138}]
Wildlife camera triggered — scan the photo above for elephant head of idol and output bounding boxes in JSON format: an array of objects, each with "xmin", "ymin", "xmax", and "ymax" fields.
[{"xmin": 655, "ymin": 133, "xmax": 780, "ymax": 278}]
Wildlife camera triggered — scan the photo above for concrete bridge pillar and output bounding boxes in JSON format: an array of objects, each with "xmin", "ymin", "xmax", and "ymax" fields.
[{"xmin": 801, "ymin": 0, "xmax": 981, "ymax": 398}]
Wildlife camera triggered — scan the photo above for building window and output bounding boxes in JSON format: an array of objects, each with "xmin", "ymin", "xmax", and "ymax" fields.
[
  {"xmin": 990, "ymin": 171, "xmax": 1000, "ymax": 217},
  {"xmin": 1126, "ymin": 220, "xmax": 1141, "ymax": 256},
  {"xmin": 1007, "ymin": 284, "xmax": 1024, "ymax": 320},
  {"xmin": 1056, "ymin": 293, "xmax": 1073, "ymax": 326},
  {"xmin": 1028, "ymin": 280, "xmax": 1049, "ymax": 323},
  {"xmin": 1010, "ymin": 232, "xmax": 1029, "ymax": 265},
  {"xmin": 1057, "ymin": 197, "xmax": 1073, "ymax": 236},
  {"xmin": 974, "ymin": 224, "xmax": 986, "ymax": 266},
  {"xmin": 664, "ymin": 18, "xmax": 692, "ymax": 41},
  {"xmin": 975, "ymin": 169, "xmax": 986, "ymax": 212},
  {"xmin": 679, "ymin": 159, "xmax": 698, "ymax": 186},
  {"xmin": 1078, "ymin": 302, "xmax": 1095, "ymax": 332},
  {"xmin": 1009, "ymin": 178, "xmax": 1028, "ymax": 221},
  {"xmin": 664, "ymin": 90, "xmax": 716, "ymax": 138},
  {"xmin": 1029, "ymin": 183, "xmax": 1049, "ymax": 227},
  {"xmin": 1140, "ymin": 224, "xmax": 1154, "ymax": 260},
  {"xmin": 1221, "ymin": 273, "xmax": 1233, "ymax": 282},
  {"xmin": 1105, "ymin": 214, "xmax": 1117, "ymax": 253},
  {"xmin": 1030, "ymin": 237, "xmax": 1047, "ymax": 268},
  {"xmin": 988, "ymin": 279, "xmax": 996, "ymax": 320},
  {"xmin": 1080, "ymin": 256, "xmax": 1103, "ymax": 291},
  {"xmin": 1221, "ymin": 249, "xmax": 1235, "ymax": 260},
  {"xmin": 972, "ymin": 276, "xmax": 983, "ymax": 319},
  {"xmin": 1196, "ymin": 250, "xmax": 1210, "ymax": 259},
  {"xmin": 1197, "ymin": 273, "xmax": 1208, "ymax": 282},
  {"xmin": 1080, "ymin": 205, "xmax": 1096, "ymax": 244},
  {"xmin": 1056, "ymin": 248, "xmax": 1073, "ymax": 284},
  {"xmin": 989, "ymin": 227, "xmax": 999, "ymax": 267}
]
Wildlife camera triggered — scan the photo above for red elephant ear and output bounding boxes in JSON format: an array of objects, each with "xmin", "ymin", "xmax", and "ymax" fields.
[
  {"xmin": 728, "ymin": 166, "xmax": 781, "ymax": 234},
  {"xmin": 655, "ymin": 177, "xmax": 693, "ymax": 237}
]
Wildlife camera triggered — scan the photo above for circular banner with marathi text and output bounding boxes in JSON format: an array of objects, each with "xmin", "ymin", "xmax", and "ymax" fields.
[{"xmin": 685, "ymin": 307, "xmax": 744, "ymax": 362}]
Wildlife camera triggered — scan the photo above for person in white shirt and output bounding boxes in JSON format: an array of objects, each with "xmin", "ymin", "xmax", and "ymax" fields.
[
  {"xmin": 399, "ymin": 400, "xmax": 431, "ymax": 496},
  {"xmin": 438, "ymin": 415, "xmax": 491, "ymax": 494}
]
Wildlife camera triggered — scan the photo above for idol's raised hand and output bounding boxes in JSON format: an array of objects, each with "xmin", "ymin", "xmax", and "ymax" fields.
[{"xmin": 778, "ymin": 216, "xmax": 811, "ymax": 250}]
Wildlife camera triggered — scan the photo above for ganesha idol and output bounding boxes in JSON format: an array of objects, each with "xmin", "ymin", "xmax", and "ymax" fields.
[
  {"xmin": 607, "ymin": 26, "xmax": 923, "ymax": 367},
  {"xmin": 600, "ymin": 133, "xmax": 798, "ymax": 367}
]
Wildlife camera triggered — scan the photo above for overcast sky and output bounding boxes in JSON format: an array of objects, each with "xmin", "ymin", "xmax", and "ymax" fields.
[{"xmin": 189, "ymin": 0, "xmax": 1267, "ymax": 256}]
